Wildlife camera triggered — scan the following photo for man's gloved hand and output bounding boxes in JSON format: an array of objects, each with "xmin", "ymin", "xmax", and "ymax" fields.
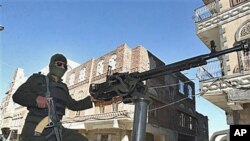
[{"xmin": 36, "ymin": 96, "xmax": 48, "ymax": 108}]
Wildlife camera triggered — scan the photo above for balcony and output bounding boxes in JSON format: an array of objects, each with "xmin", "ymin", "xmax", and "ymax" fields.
[
  {"xmin": 193, "ymin": 1, "xmax": 219, "ymax": 23},
  {"xmin": 196, "ymin": 54, "xmax": 250, "ymax": 80},
  {"xmin": 193, "ymin": 1, "xmax": 221, "ymax": 50},
  {"xmin": 193, "ymin": 1, "xmax": 250, "ymax": 50},
  {"xmin": 196, "ymin": 57, "xmax": 250, "ymax": 111}
]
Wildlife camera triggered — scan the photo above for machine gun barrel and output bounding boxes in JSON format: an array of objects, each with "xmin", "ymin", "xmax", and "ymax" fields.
[
  {"xmin": 90, "ymin": 39, "xmax": 249, "ymax": 101},
  {"xmin": 137, "ymin": 42, "xmax": 248, "ymax": 81}
]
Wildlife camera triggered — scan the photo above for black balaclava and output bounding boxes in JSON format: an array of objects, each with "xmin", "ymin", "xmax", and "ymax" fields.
[{"xmin": 49, "ymin": 54, "xmax": 67, "ymax": 78}]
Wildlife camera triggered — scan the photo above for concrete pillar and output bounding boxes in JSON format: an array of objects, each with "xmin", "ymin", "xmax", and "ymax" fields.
[{"xmin": 227, "ymin": 103, "xmax": 250, "ymax": 125}]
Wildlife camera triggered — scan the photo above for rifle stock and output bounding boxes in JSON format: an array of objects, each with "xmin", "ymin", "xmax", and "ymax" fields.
[{"xmin": 34, "ymin": 116, "xmax": 51, "ymax": 136}]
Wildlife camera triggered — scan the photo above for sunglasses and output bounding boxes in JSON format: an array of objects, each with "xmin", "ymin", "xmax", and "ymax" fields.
[{"xmin": 55, "ymin": 62, "xmax": 68, "ymax": 69}]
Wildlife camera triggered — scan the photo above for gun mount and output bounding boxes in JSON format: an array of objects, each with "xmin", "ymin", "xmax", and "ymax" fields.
[{"xmin": 89, "ymin": 39, "xmax": 249, "ymax": 141}]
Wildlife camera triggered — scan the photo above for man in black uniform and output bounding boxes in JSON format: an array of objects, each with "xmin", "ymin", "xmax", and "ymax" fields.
[{"xmin": 13, "ymin": 54, "xmax": 93, "ymax": 141}]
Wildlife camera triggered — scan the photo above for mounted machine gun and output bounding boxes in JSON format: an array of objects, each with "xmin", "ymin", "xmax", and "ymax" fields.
[{"xmin": 90, "ymin": 39, "xmax": 249, "ymax": 141}]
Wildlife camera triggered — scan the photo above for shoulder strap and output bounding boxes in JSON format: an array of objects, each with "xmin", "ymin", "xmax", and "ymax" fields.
[
  {"xmin": 44, "ymin": 76, "xmax": 63, "ymax": 141},
  {"xmin": 45, "ymin": 76, "xmax": 51, "ymax": 98}
]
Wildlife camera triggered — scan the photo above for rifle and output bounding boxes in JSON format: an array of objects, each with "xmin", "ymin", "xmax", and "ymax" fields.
[
  {"xmin": 34, "ymin": 77, "xmax": 62, "ymax": 141},
  {"xmin": 89, "ymin": 39, "xmax": 249, "ymax": 141}
]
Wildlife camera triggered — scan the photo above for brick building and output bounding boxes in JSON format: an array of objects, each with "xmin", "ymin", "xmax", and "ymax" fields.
[{"xmin": 62, "ymin": 44, "xmax": 208, "ymax": 141}]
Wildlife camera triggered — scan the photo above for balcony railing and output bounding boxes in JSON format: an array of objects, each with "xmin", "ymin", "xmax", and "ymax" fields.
[
  {"xmin": 196, "ymin": 59, "xmax": 222, "ymax": 81},
  {"xmin": 197, "ymin": 54, "xmax": 250, "ymax": 81},
  {"xmin": 193, "ymin": 1, "xmax": 219, "ymax": 23}
]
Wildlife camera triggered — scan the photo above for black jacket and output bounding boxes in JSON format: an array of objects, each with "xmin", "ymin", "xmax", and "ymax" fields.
[{"xmin": 13, "ymin": 73, "xmax": 93, "ymax": 119}]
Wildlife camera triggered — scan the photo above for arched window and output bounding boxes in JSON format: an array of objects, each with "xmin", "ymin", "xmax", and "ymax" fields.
[
  {"xmin": 179, "ymin": 80, "xmax": 185, "ymax": 94},
  {"xmin": 96, "ymin": 60, "xmax": 104, "ymax": 76},
  {"xmin": 79, "ymin": 67, "xmax": 86, "ymax": 82},
  {"xmin": 235, "ymin": 20, "xmax": 250, "ymax": 72},
  {"xmin": 188, "ymin": 85, "xmax": 193, "ymax": 99},
  {"xmin": 108, "ymin": 54, "xmax": 117, "ymax": 70},
  {"xmin": 179, "ymin": 113, "xmax": 185, "ymax": 127},
  {"xmin": 189, "ymin": 117, "xmax": 193, "ymax": 130}
]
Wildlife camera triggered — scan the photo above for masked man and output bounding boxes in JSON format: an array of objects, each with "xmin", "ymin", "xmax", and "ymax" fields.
[{"xmin": 13, "ymin": 54, "xmax": 93, "ymax": 141}]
